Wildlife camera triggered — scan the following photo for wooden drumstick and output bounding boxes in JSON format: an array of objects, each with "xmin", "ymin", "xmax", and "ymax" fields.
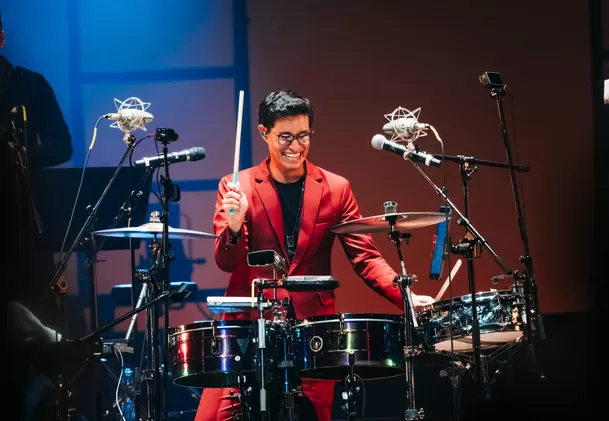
[
  {"xmin": 434, "ymin": 258, "xmax": 463, "ymax": 302},
  {"xmin": 230, "ymin": 90, "xmax": 245, "ymax": 216}
]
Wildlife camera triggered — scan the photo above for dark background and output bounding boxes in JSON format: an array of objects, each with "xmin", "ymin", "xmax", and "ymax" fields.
[{"xmin": 1, "ymin": 0, "xmax": 607, "ymax": 420}]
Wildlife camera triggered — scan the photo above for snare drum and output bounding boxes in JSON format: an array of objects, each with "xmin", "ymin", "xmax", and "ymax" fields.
[
  {"xmin": 168, "ymin": 320, "xmax": 271, "ymax": 388},
  {"xmin": 416, "ymin": 289, "xmax": 524, "ymax": 352},
  {"xmin": 290, "ymin": 313, "xmax": 405, "ymax": 381}
]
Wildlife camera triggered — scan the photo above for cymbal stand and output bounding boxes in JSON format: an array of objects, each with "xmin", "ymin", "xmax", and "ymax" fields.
[
  {"xmin": 483, "ymin": 74, "xmax": 545, "ymax": 375},
  {"xmin": 403, "ymin": 160, "xmax": 513, "ymax": 403},
  {"xmin": 383, "ymin": 201, "xmax": 424, "ymax": 421},
  {"xmin": 144, "ymin": 128, "xmax": 181, "ymax": 421}
]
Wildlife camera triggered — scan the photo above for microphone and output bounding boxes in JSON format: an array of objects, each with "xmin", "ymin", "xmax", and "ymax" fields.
[
  {"xmin": 382, "ymin": 117, "xmax": 429, "ymax": 138},
  {"xmin": 371, "ymin": 134, "xmax": 441, "ymax": 167},
  {"xmin": 104, "ymin": 108, "xmax": 154, "ymax": 127},
  {"xmin": 134, "ymin": 146, "xmax": 206, "ymax": 168},
  {"xmin": 104, "ymin": 97, "xmax": 153, "ymax": 141}
]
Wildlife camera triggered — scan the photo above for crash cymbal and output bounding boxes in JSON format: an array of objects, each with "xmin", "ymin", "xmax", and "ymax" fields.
[
  {"xmin": 331, "ymin": 212, "xmax": 450, "ymax": 234},
  {"xmin": 92, "ymin": 222, "xmax": 217, "ymax": 240}
]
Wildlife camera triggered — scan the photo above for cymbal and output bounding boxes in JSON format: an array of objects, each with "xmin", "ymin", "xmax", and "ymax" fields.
[
  {"xmin": 331, "ymin": 212, "xmax": 450, "ymax": 234},
  {"xmin": 92, "ymin": 222, "xmax": 217, "ymax": 240}
]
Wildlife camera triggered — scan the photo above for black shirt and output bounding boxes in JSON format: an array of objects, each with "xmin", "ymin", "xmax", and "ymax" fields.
[{"xmin": 274, "ymin": 175, "xmax": 305, "ymax": 263}]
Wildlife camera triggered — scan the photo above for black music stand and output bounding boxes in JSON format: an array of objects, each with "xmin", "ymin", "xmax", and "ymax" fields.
[
  {"xmin": 37, "ymin": 166, "xmax": 152, "ymax": 328},
  {"xmin": 37, "ymin": 166, "xmax": 152, "ymax": 254}
]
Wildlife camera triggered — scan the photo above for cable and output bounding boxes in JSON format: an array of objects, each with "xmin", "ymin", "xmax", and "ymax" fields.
[
  {"xmin": 114, "ymin": 346, "xmax": 126, "ymax": 421},
  {"xmin": 57, "ymin": 115, "xmax": 104, "ymax": 262},
  {"xmin": 128, "ymin": 133, "xmax": 155, "ymax": 168}
]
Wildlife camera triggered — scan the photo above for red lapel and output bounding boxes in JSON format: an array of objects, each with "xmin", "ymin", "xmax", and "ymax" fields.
[
  {"xmin": 290, "ymin": 161, "xmax": 324, "ymax": 273},
  {"xmin": 252, "ymin": 159, "xmax": 324, "ymax": 272},
  {"xmin": 253, "ymin": 159, "xmax": 288, "ymax": 260}
]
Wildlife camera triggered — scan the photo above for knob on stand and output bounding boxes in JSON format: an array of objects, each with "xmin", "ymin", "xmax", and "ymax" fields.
[{"xmin": 384, "ymin": 201, "xmax": 425, "ymax": 421}]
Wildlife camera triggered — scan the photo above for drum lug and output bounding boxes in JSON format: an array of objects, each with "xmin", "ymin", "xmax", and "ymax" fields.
[
  {"xmin": 339, "ymin": 312, "xmax": 345, "ymax": 332},
  {"xmin": 210, "ymin": 319, "xmax": 220, "ymax": 356}
]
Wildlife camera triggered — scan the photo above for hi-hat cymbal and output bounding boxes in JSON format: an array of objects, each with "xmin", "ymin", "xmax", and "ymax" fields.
[
  {"xmin": 331, "ymin": 212, "xmax": 450, "ymax": 235},
  {"xmin": 92, "ymin": 222, "xmax": 218, "ymax": 240}
]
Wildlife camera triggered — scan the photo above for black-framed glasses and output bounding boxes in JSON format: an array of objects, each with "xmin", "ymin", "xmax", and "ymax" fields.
[{"xmin": 270, "ymin": 130, "xmax": 314, "ymax": 146}]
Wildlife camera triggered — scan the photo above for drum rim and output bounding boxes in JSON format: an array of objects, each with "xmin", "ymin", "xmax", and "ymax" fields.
[
  {"xmin": 168, "ymin": 319, "xmax": 255, "ymax": 335},
  {"xmin": 292, "ymin": 313, "xmax": 403, "ymax": 328},
  {"xmin": 418, "ymin": 289, "xmax": 517, "ymax": 312}
]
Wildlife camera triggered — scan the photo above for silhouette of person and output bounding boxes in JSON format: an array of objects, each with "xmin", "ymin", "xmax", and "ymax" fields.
[
  {"xmin": 1, "ymin": 11, "xmax": 74, "ymax": 421},
  {"xmin": 0, "ymin": 11, "xmax": 73, "ymax": 316}
]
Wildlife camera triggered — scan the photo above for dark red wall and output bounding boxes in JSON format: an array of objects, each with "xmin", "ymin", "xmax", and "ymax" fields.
[{"xmin": 246, "ymin": 0, "xmax": 596, "ymax": 315}]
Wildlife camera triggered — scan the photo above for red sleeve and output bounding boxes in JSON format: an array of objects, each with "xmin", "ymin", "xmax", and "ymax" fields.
[
  {"xmin": 337, "ymin": 181, "xmax": 404, "ymax": 310},
  {"xmin": 213, "ymin": 176, "xmax": 249, "ymax": 273}
]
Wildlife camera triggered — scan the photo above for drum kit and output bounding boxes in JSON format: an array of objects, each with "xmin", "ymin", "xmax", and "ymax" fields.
[
  {"xmin": 45, "ymin": 79, "xmax": 543, "ymax": 421},
  {"xmin": 82, "ymin": 192, "xmax": 537, "ymax": 421}
]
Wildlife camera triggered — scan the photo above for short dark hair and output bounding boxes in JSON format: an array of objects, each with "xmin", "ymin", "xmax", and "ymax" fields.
[{"xmin": 258, "ymin": 89, "xmax": 314, "ymax": 130}]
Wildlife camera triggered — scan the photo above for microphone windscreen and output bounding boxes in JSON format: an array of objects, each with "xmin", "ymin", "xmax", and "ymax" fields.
[
  {"xmin": 371, "ymin": 134, "xmax": 387, "ymax": 150},
  {"xmin": 190, "ymin": 147, "xmax": 206, "ymax": 160}
]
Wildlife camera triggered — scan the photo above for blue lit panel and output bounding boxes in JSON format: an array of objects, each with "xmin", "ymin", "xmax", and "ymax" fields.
[
  {"xmin": 1, "ymin": 1, "xmax": 72, "ymax": 163},
  {"xmin": 81, "ymin": 79, "xmax": 237, "ymax": 180},
  {"xmin": 78, "ymin": 0, "xmax": 234, "ymax": 73}
]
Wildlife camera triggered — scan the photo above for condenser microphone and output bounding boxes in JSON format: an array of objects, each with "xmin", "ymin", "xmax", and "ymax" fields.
[
  {"xmin": 371, "ymin": 134, "xmax": 441, "ymax": 167},
  {"xmin": 382, "ymin": 117, "xmax": 429, "ymax": 138},
  {"xmin": 134, "ymin": 146, "xmax": 206, "ymax": 168},
  {"xmin": 104, "ymin": 109, "xmax": 154, "ymax": 127}
]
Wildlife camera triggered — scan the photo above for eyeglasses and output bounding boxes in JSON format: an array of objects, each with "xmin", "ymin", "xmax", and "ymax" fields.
[{"xmin": 270, "ymin": 130, "xmax": 314, "ymax": 146}]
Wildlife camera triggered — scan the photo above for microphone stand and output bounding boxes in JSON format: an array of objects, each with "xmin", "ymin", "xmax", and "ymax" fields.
[
  {"xmin": 432, "ymin": 154, "xmax": 530, "ymax": 173},
  {"xmin": 487, "ymin": 83, "xmax": 545, "ymax": 375},
  {"xmin": 148, "ymin": 128, "xmax": 181, "ymax": 421},
  {"xmin": 405, "ymin": 159, "xmax": 513, "ymax": 401}
]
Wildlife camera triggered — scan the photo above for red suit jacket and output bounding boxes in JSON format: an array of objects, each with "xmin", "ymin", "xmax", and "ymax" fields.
[{"xmin": 213, "ymin": 158, "xmax": 404, "ymax": 320}]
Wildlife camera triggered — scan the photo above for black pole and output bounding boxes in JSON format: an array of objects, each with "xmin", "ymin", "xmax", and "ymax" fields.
[
  {"xmin": 488, "ymin": 83, "xmax": 545, "ymax": 375},
  {"xmin": 457, "ymin": 161, "xmax": 490, "ymax": 400}
]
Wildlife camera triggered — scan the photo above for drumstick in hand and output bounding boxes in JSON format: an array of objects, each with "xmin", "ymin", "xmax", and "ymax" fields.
[
  {"xmin": 230, "ymin": 90, "xmax": 245, "ymax": 216},
  {"xmin": 434, "ymin": 258, "xmax": 463, "ymax": 302}
]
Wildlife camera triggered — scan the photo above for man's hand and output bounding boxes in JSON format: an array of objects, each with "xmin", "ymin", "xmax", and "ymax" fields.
[
  {"xmin": 411, "ymin": 293, "xmax": 434, "ymax": 310},
  {"xmin": 222, "ymin": 181, "xmax": 248, "ymax": 233}
]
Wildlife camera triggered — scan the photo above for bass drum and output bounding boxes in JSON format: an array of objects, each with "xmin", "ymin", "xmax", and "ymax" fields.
[
  {"xmin": 416, "ymin": 289, "xmax": 525, "ymax": 353},
  {"xmin": 290, "ymin": 313, "xmax": 405, "ymax": 381},
  {"xmin": 168, "ymin": 320, "xmax": 272, "ymax": 388}
]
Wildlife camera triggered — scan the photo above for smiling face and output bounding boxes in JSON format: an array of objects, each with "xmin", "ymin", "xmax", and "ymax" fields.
[{"xmin": 259, "ymin": 114, "xmax": 311, "ymax": 183}]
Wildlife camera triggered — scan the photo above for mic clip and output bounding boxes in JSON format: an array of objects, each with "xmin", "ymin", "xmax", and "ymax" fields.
[
  {"xmin": 160, "ymin": 175, "xmax": 181, "ymax": 203},
  {"xmin": 450, "ymin": 234, "xmax": 482, "ymax": 258},
  {"xmin": 155, "ymin": 128, "xmax": 179, "ymax": 144}
]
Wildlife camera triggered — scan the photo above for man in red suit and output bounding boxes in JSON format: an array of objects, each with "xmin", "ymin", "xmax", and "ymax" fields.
[{"xmin": 195, "ymin": 89, "xmax": 434, "ymax": 421}]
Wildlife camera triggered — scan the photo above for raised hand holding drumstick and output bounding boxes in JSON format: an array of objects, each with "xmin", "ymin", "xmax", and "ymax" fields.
[{"xmin": 223, "ymin": 90, "xmax": 248, "ymax": 234}]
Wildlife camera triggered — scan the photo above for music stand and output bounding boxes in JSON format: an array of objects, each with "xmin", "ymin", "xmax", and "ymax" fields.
[{"xmin": 37, "ymin": 166, "xmax": 152, "ymax": 329}]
